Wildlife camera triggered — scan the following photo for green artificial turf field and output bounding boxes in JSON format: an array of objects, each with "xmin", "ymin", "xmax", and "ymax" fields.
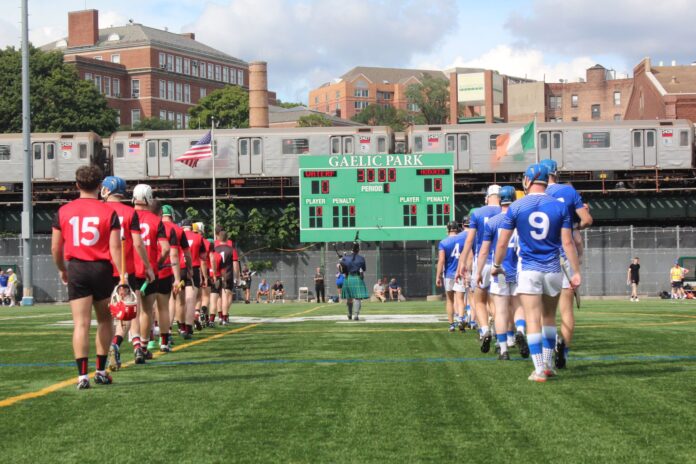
[{"xmin": 1, "ymin": 299, "xmax": 695, "ymax": 463}]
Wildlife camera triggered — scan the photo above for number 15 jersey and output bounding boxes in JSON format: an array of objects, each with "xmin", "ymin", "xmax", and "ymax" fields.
[
  {"xmin": 501, "ymin": 193, "xmax": 571, "ymax": 273},
  {"xmin": 53, "ymin": 198, "xmax": 120, "ymax": 262}
]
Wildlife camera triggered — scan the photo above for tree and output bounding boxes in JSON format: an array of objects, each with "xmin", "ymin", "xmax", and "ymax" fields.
[
  {"xmin": 405, "ymin": 74, "xmax": 450, "ymax": 124},
  {"xmin": 129, "ymin": 117, "xmax": 176, "ymax": 131},
  {"xmin": 351, "ymin": 104, "xmax": 412, "ymax": 131},
  {"xmin": 297, "ymin": 113, "xmax": 333, "ymax": 127},
  {"xmin": 275, "ymin": 100, "xmax": 303, "ymax": 109},
  {"xmin": 0, "ymin": 46, "xmax": 118, "ymax": 135},
  {"xmin": 188, "ymin": 85, "xmax": 249, "ymax": 129}
]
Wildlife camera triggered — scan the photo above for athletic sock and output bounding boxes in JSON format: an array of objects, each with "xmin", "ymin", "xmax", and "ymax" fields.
[
  {"xmin": 132, "ymin": 336, "xmax": 142, "ymax": 350},
  {"xmin": 515, "ymin": 319, "xmax": 526, "ymax": 334},
  {"xmin": 354, "ymin": 299, "xmax": 361, "ymax": 317},
  {"xmin": 497, "ymin": 333, "xmax": 508, "ymax": 354},
  {"xmin": 507, "ymin": 330, "xmax": 515, "ymax": 346},
  {"xmin": 541, "ymin": 325, "xmax": 557, "ymax": 368},
  {"xmin": 112, "ymin": 335, "xmax": 124, "ymax": 347},
  {"xmin": 210, "ymin": 314, "xmax": 216, "ymax": 322},
  {"xmin": 76, "ymin": 357, "xmax": 88, "ymax": 376},
  {"xmin": 96, "ymin": 355, "xmax": 107, "ymax": 374},
  {"xmin": 161, "ymin": 333, "xmax": 168, "ymax": 346},
  {"xmin": 480, "ymin": 325, "xmax": 490, "ymax": 337},
  {"xmin": 217, "ymin": 311, "xmax": 222, "ymax": 320},
  {"xmin": 527, "ymin": 333, "xmax": 544, "ymax": 374},
  {"xmin": 347, "ymin": 301, "xmax": 353, "ymax": 315}
]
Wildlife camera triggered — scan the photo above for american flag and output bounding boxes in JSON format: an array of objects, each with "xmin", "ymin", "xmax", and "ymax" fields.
[{"xmin": 176, "ymin": 131, "xmax": 213, "ymax": 168}]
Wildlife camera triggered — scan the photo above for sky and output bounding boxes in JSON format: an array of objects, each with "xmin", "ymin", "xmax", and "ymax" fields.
[{"xmin": 2, "ymin": 0, "xmax": 695, "ymax": 103}]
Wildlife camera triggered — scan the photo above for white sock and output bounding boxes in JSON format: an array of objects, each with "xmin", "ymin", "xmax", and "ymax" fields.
[{"xmin": 499, "ymin": 341, "xmax": 508, "ymax": 354}]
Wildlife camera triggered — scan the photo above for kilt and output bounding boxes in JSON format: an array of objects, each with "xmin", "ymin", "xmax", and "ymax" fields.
[{"xmin": 342, "ymin": 274, "xmax": 369, "ymax": 299}]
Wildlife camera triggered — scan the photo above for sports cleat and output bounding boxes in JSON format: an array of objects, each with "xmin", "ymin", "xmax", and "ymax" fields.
[
  {"xmin": 347, "ymin": 312, "xmax": 352, "ymax": 320},
  {"xmin": 353, "ymin": 316, "xmax": 360, "ymax": 321},
  {"xmin": 458, "ymin": 319, "xmax": 466, "ymax": 332},
  {"xmin": 480, "ymin": 332, "xmax": 492, "ymax": 353},
  {"xmin": 143, "ymin": 349, "xmax": 153, "ymax": 360},
  {"xmin": 94, "ymin": 371, "xmax": 113, "ymax": 385},
  {"xmin": 207, "ymin": 320, "xmax": 216, "ymax": 328},
  {"xmin": 77, "ymin": 377, "xmax": 91, "ymax": 390},
  {"xmin": 194, "ymin": 320, "xmax": 203, "ymax": 331},
  {"xmin": 449, "ymin": 323, "xmax": 456, "ymax": 333},
  {"xmin": 555, "ymin": 339, "xmax": 567, "ymax": 369},
  {"xmin": 516, "ymin": 332, "xmax": 530, "ymax": 358},
  {"xmin": 498, "ymin": 351, "xmax": 510, "ymax": 361},
  {"xmin": 146, "ymin": 340, "xmax": 157, "ymax": 352},
  {"xmin": 182, "ymin": 332, "xmax": 192, "ymax": 340},
  {"xmin": 544, "ymin": 367, "xmax": 558, "ymax": 378},
  {"xmin": 107, "ymin": 343, "xmax": 121, "ymax": 371},
  {"xmin": 160, "ymin": 344, "xmax": 171, "ymax": 353},
  {"xmin": 134, "ymin": 347, "xmax": 146, "ymax": 364},
  {"xmin": 528, "ymin": 371, "xmax": 547, "ymax": 383}
]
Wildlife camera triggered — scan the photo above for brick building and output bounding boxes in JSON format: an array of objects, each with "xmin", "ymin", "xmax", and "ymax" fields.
[
  {"xmin": 41, "ymin": 9, "xmax": 248, "ymax": 128},
  {"xmin": 625, "ymin": 58, "xmax": 696, "ymax": 121}
]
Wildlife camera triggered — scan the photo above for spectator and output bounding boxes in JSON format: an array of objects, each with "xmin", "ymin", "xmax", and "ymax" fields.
[
  {"xmin": 271, "ymin": 280, "xmax": 285, "ymax": 303},
  {"xmin": 256, "ymin": 279, "xmax": 270, "ymax": 303},
  {"xmin": 335, "ymin": 268, "xmax": 345, "ymax": 302},
  {"xmin": 240, "ymin": 266, "xmax": 252, "ymax": 304},
  {"xmin": 0, "ymin": 270, "xmax": 7, "ymax": 305},
  {"xmin": 388, "ymin": 278, "xmax": 402, "ymax": 302},
  {"xmin": 314, "ymin": 267, "xmax": 325, "ymax": 303},
  {"xmin": 670, "ymin": 261, "xmax": 689, "ymax": 300},
  {"xmin": 373, "ymin": 279, "xmax": 386, "ymax": 302},
  {"xmin": 627, "ymin": 257, "xmax": 640, "ymax": 302}
]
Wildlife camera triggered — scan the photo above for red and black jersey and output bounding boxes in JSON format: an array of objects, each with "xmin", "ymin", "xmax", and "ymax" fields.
[
  {"xmin": 184, "ymin": 230, "xmax": 207, "ymax": 268},
  {"xmin": 105, "ymin": 202, "xmax": 141, "ymax": 277},
  {"xmin": 133, "ymin": 209, "xmax": 167, "ymax": 278},
  {"xmin": 209, "ymin": 251, "xmax": 223, "ymax": 278},
  {"xmin": 158, "ymin": 220, "xmax": 181, "ymax": 279},
  {"xmin": 52, "ymin": 198, "xmax": 120, "ymax": 262},
  {"xmin": 175, "ymin": 226, "xmax": 189, "ymax": 270},
  {"xmin": 214, "ymin": 239, "xmax": 237, "ymax": 274}
]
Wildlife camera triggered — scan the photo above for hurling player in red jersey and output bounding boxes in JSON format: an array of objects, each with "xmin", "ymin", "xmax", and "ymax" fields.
[
  {"xmin": 208, "ymin": 243, "xmax": 224, "ymax": 324},
  {"xmin": 131, "ymin": 185, "xmax": 170, "ymax": 363},
  {"xmin": 214, "ymin": 226, "xmax": 240, "ymax": 325},
  {"xmin": 155, "ymin": 203, "xmax": 183, "ymax": 352},
  {"xmin": 101, "ymin": 176, "xmax": 154, "ymax": 371},
  {"xmin": 163, "ymin": 209, "xmax": 193, "ymax": 335},
  {"xmin": 51, "ymin": 165, "xmax": 122, "ymax": 390},
  {"xmin": 194, "ymin": 222, "xmax": 213, "ymax": 330},
  {"xmin": 181, "ymin": 220, "xmax": 208, "ymax": 338}
]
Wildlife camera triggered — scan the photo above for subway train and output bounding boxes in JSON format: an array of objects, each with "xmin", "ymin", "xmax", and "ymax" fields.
[{"xmin": 0, "ymin": 119, "xmax": 692, "ymax": 187}]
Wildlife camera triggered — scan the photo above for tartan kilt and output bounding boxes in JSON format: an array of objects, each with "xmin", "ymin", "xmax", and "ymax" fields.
[{"xmin": 342, "ymin": 274, "xmax": 369, "ymax": 299}]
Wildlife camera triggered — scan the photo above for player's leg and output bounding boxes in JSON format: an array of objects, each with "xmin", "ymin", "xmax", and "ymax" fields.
[
  {"xmin": 138, "ymin": 290, "xmax": 157, "ymax": 359},
  {"xmin": 185, "ymin": 284, "xmax": 198, "ymax": 338},
  {"xmin": 199, "ymin": 284, "xmax": 211, "ymax": 329},
  {"xmin": 542, "ymin": 272, "xmax": 563, "ymax": 375},
  {"xmin": 519, "ymin": 293, "xmax": 545, "ymax": 380},
  {"xmin": 71, "ymin": 295, "xmax": 93, "ymax": 388},
  {"xmin": 556, "ymin": 288, "xmax": 574, "ymax": 368},
  {"xmin": 445, "ymin": 288, "xmax": 456, "ymax": 332},
  {"xmin": 512, "ymin": 294, "xmax": 529, "ymax": 358},
  {"xmin": 492, "ymin": 293, "xmax": 511, "ymax": 359},
  {"xmin": 221, "ymin": 289, "xmax": 232, "ymax": 325},
  {"xmin": 353, "ymin": 298, "xmax": 362, "ymax": 320},
  {"xmin": 346, "ymin": 297, "xmax": 353, "ymax": 320},
  {"xmin": 93, "ymin": 297, "xmax": 114, "ymax": 384},
  {"xmin": 474, "ymin": 288, "xmax": 492, "ymax": 352},
  {"xmin": 155, "ymin": 282, "xmax": 172, "ymax": 352}
]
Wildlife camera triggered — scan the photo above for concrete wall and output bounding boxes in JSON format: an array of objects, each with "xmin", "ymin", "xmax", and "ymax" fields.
[{"xmin": 507, "ymin": 81, "xmax": 546, "ymax": 122}]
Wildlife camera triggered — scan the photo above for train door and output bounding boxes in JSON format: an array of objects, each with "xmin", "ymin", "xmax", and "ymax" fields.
[
  {"xmin": 238, "ymin": 137, "xmax": 262, "ymax": 174},
  {"xmin": 250, "ymin": 138, "xmax": 263, "ymax": 174},
  {"xmin": 631, "ymin": 129, "xmax": 657, "ymax": 167},
  {"xmin": 330, "ymin": 136, "xmax": 355, "ymax": 155},
  {"xmin": 538, "ymin": 131, "xmax": 563, "ymax": 164},
  {"xmin": 146, "ymin": 139, "xmax": 171, "ymax": 177},
  {"xmin": 445, "ymin": 133, "xmax": 470, "ymax": 170},
  {"xmin": 32, "ymin": 142, "xmax": 57, "ymax": 179}
]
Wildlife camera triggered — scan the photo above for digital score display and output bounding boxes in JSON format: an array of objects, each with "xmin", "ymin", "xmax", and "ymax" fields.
[{"xmin": 299, "ymin": 153, "xmax": 454, "ymax": 242}]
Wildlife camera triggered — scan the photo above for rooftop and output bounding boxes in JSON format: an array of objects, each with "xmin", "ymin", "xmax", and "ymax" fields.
[
  {"xmin": 651, "ymin": 65, "xmax": 696, "ymax": 94},
  {"xmin": 269, "ymin": 105, "xmax": 363, "ymax": 126},
  {"xmin": 339, "ymin": 66, "xmax": 447, "ymax": 85}
]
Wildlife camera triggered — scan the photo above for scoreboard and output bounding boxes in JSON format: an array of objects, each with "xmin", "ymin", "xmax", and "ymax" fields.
[{"xmin": 299, "ymin": 153, "xmax": 454, "ymax": 242}]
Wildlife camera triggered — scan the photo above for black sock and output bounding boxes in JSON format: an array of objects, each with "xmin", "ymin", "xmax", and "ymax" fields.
[
  {"xmin": 96, "ymin": 355, "xmax": 107, "ymax": 372},
  {"xmin": 201, "ymin": 305, "xmax": 208, "ymax": 315},
  {"xmin": 76, "ymin": 357, "xmax": 88, "ymax": 376},
  {"xmin": 115, "ymin": 335, "xmax": 124, "ymax": 347},
  {"xmin": 347, "ymin": 302, "xmax": 353, "ymax": 314}
]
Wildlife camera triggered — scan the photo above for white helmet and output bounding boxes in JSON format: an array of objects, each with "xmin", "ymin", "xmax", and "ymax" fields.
[
  {"xmin": 486, "ymin": 184, "xmax": 501, "ymax": 198},
  {"xmin": 132, "ymin": 184, "xmax": 153, "ymax": 205}
]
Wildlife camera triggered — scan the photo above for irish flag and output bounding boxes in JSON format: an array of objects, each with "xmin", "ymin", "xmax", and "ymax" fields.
[{"xmin": 495, "ymin": 121, "xmax": 535, "ymax": 159}]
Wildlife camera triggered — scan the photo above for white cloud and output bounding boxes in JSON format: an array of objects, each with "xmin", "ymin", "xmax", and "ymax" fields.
[{"xmin": 0, "ymin": 18, "xmax": 20, "ymax": 49}]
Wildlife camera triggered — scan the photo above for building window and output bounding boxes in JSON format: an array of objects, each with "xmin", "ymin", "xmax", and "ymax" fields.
[
  {"xmin": 176, "ymin": 83, "xmax": 182, "ymax": 102},
  {"xmin": 166, "ymin": 54, "xmax": 173, "ymax": 71},
  {"xmin": 215, "ymin": 65, "xmax": 221, "ymax": 81},
  {"xmin": 115, "ymin": 109, "xmax": 120, "ymax": 125},
  {"xmin": 571, "ymin": 117, "xmax": 578, "ymax": 122},
  {"xmin": 184, "ymin": 84, "xmax": 191, "ymax": 103},
  {"xmin": 230, "ymin": 68, "xmax": 237, "ymax": 84},
  {"xmin": 237, "ymin": 70, "xmax": 244, "ymax": 86},
  {"xmin": 336, "ymin": 91, "xmax": 340, "ymax": 99},
  {"xmin": 407, "ymin": 103, "xmax": 419, "ymax": 112},
  {"xmin": 184, "ymin": 115, "xmax": 190, "ymax": 128},
  {"xmin": 354, "ymin": 89, "xmax": 369, "ymax": 98},
  {"xmin": 199, "ymin": 62, "xmax": 206, "ymax": 79},
  {"xmin": 591, "ymin": 104, "xmax": 601, "ymax": 120},
  {"xmin": 113, "ymin": 78, "xmax": 120, "ymax": 97},
  {"xmin": 614, "ymin": 114, "xmax": 621, "ymax": 121},
  {"xmin": 159, "ymin": 52, "xmax": 166, "ymax": 69},
  {"xmin": 159, "ymin": 110, "xmax": 167, "ymax": 120},
  {"xmin": 207, "ymin": 63, "xmax": 214, "ymax": 80},
  {"xmin": 549, "ymin": 95, "xmax": 561, "ymax": 109},
  {"xmin": 131, "ymin": 79, "xmax": 140, "ymax": 98},
  {"xmin": 94, "ymin": 55, "xmax": 102, "ymax": 61},
  {"xmin": 168, "ymin": 111, "xmax": 174, "ymax": 122},
  {"xmin": 222, "ymin": 67, "xmax": 229, "ymax": 83},
  {"xmin": 94, "ymin": 75, "xmax": 102, "ymax": 93},
  {"xmin": 191, "ymin": 60, "xmax": 198, "ymax": 77},
  {"xmin": 354, "ymin": 101, "xmax": 368, "ymax": 111},
  {"xmin": 159, "ymin": 80, "xmax": 166, "ymax": 99},
  {"xmin": 183, "ymin": 58, "xmax": 190, "ymax": 75},
  {"xmin": 167, "ymin": 81, "xmax": 174, "ymax": 100},
  {"xmin": 281, "ymin": 138, "xmax": 310, "ymax": 155},
  {"xmin": 175, "ymin": 56, "xmax": 182, "ymax": 73},
  {"xmin": 614, "ymin": 91, "xmax": 621, "ymax": 106},
  {"xmin": 571, "ymin": 95, "xmax": 578, "ymax": 107},
  {"xmin": 84, "ymin": 72, "xmax": 92, "ymax": 81},
  {"xmin": 131, "ymin": 109, "xmax": 141, "ymax": 125},
  {"xmin": 200, "ymin": 87, "xmax": 207, "ymax": 99},
  {"xmin": 104, "ymin": 77, "xmax": 111, "ymax": 96},
  {"xmin": 377, "ymin": 91, "xmax": 393, "ymax": 100},
  {"xmin": 111, "ymin": 54, "xmax": 120, "ymax": 64},
  {"xmin": 176, "ymin": 113, "xmax": 183, "ymax": 129}
]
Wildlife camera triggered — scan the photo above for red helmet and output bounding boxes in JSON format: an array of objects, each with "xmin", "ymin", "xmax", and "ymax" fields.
[{"xmin": 109, "ymin": 284, "xmax": 138, "ymax": 321}]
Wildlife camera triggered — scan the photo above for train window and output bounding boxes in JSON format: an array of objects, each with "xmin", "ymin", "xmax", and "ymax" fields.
[
  {"xmin": 539, "ymin": 133, "xmax": 548, "ymax": 150},
  {"xmin": 646, "ymin": 131, "xmax": 655, "ymax": 148},
  {"xmin": 460, "ymin": 134, "xmax": 469, "ymax": 151},
  {"xmin": 79, "ymin": 143, "xmax": 87, "ymax": 159},
  {"xmin": 239, "ymin": 139, "xmax": 249, "ymax": 156},
  {"xmin": 633, "ymin": 132, "xmax": 642, "ymax": 148},
  {"xmin": 680, "ymin": 130, "xmax": 689, "ymax": 146},
  {"xmin": 377, "ymin": 137, "xmax": 386, "ymax": 153},
  {"xmin": 116, "ymin": 143, "xmax": 124, "ymax": 158},
  {"xmin": 161, "ymin": 141, "xmax": 170, "ymax": 158},
  {"xmin": 489, "ymin": 135, "xmax": 499, "ymax": 150},
  {"xmin": 446, "ymin": 135, "xmax": 456, "ymax": 152},
  {"xmin": 34, "ymin": 145, "xmax": 41, "ymax": 160},
  {"xmin": 46, "ymin": 144, "xmax": 55, "ymax": 160},
  {"xmin": 147, "ymin": 141, "xmax": 157, "ymax": 158},
  {"xmin": 282, "ymin": 138, "xmax": 309, "ymax": 155},
  {"xmin": 414, "ymin": 136, "xmax": 423, "ymax": 153},
  {"xmin": 583, "ymin": 132, "xmax": 611, "ymax": 148},
  {"xmin": 552, "ymin": 133, "xmax": 561, "ymax": 149},
  {"xmin": 331, "ymin": 137, "xmax": 340, "ymax": 154},
  {"xmin": 395, "ymin": 142, "xmax": 406, "ymax": 153},
  {"xmin": 343, "ymin": 137, "xmax": 353, "ymax": 154},
  {"xmin": 252, "ymin": 139, "xmax": 262, "ymax": 156},
  {"xmin": 0, "ymin": 145, "xmax": 10, "ymax": 160}
]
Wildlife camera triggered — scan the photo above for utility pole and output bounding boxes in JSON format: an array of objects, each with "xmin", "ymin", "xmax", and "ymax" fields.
[{"xmin": 21, "ymin": 0, "xmax": 34, "ymax": 306}]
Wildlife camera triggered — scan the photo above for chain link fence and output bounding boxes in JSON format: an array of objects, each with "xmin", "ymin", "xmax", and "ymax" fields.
[{"xmin": 2, "ymin": 227, "xmax": 695, "ymax": 302}]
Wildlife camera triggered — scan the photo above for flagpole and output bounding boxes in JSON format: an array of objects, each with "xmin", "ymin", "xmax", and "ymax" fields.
[
  {"xmin": 211, "ymin": 116, "xmax": 217, "ymax": 234},
  {"xmin": 534, "ymin": 112, "xmax": 540, "ymax": 163}
]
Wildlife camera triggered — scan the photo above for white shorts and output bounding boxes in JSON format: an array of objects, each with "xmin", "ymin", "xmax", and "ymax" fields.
[
  {"xmin": 445, "ymin": 278, "xmax": 468, "ymax": 293},
  {"xmin": 516, "ymin": 270, "xmax": 562, "ymax": 297},
  {"xmin": 561, "ymin": 258, "xmax": 574, "ymax": 289},
  {"xmin": 477, "ymin": 264, "xmax": 492, "ymax": 290},
  {"xmin": 490, "ymin": 277, "xmax": 517, "ymax": 296}
]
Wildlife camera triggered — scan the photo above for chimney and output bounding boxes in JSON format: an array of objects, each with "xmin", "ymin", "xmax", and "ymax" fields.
[
  {"xmin": 249, "ymin": 61, "xmax": 269, "ymax": 128},
  {"xmin": 68, "ymin": 10, "xmax": 99, "ymax": 48},
  {"xmin": 180, "ymin": 32, "xmax": 195, "ymax": 40}
]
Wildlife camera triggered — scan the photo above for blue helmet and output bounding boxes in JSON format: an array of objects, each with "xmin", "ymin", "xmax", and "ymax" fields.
[
  {"xmin": 524, "ymin": 163, "xmax": 549, "ymax": 185},
  {"xmin": 499, "ymin": 186, "xmax": 516, "ymax": 205},
  {"xmin": 539, "ymin": 159, "xmax": 558, "ymax": 176},
  {"xmin": 101, "ymin": 176, "xmax": 126, "ymax": 196}
]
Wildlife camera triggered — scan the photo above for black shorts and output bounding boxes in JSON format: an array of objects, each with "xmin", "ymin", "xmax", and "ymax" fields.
[
  {"xmin": 630, "ymin": 279, "xmax": 639, "ymax": 285},
  {"xmin": 210, "ymin": 277, "xmax": 223, "ymax": 294},
  {"xmin": 182, "ymin": 267, "xmax": 201, "ymax": 288},
  {"xmin": 672, "ymin": 281, "xmax": 683, "ymax": 288},
  {"xmin": 156, "ymin": 275, "xmax": 173, "ymax": 295},
  {"xmin": 134, "ymin": 277, "xmax": 157, "ymax": 297},
  {"xmin": 112, "ymin": 274, "xmax": 138, "ymax": 290},
  {"xmin": 67, "ymin": 260, "xmax": 113, "ymax": 302},
  {"xmin": 222, "ymin": 272, "xmax": 235, "ymax": 291}
]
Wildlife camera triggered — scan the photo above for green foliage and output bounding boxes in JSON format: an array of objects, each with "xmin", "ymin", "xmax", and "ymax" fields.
[
  {"xmin": 351, "ymin": 104, "xmax": 413, "ymax": 131},
  {"xmin": 0, "ymin": 46, "xmax": 118, "ymax": 135},
  {"xmin": 297, "ymin": 113, "xmax": 333, "ymax": 127},
  {"xmin": 405, "ymin": 74, "xmax": 450, "ymax": 124},
  {"xmin": 130, "ymin": 117, "xmax": 177, "ymax": 131},
  {"xmin": 275, "ymin": 100, "xmax": 304, "ymax": 109},
  {"xmin": 188, "ymin": 85, "xmax": 249, "ymax": 129}
]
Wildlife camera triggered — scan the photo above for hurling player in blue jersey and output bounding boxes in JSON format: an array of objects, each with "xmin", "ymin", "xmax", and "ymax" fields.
[
  {"xmin": 456, "ymin": 185, "xmax": 501, "ymax": 352},
  {"xmin": 540, "ymin": 159, "xmax": 593, "ymax": 369},
  {"xmin": 476, "ymin": 186, "xmax": 529, "ymax": 360},
  {"xmin": 436, "ymin": 221, "xmax": 469, "ymax": 332},
  {"xmin": 491, "ymin": 164, "xmax": 581, "ymax": 382}
]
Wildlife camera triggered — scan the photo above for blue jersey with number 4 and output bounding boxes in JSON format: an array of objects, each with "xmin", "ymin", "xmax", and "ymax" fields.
[
  {"xmin": 469, "ymin": 205, "xmax": 501, "ymax": 255},
  {"xmin": 438, "ymin": 231, "xmax": 467, "ymax": 278},
  {"xmin": 483, "ymin": 212, "xmax": 518, "ymax": 282},
  {"xmin": 502, "ymin": 193, "xmax": 571, "ymax": 273}
]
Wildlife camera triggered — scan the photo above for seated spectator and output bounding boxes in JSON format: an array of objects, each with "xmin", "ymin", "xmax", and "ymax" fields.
[
  {"xmin": 388, "ymin": 278, "xmax": 402, "ymax": 302},
  {"xmin": 0, "ymin": 270, "xmax": 7, "ymax": 305},
  {"xmin": 271, "ymin": 280, "xmax": 285, "ymax": 302},
  {"xmin": 5, "ymin": 269, "xmax": 17, "ymax": 306},
  {"xmin": 373, "ymin": 279, "xmax": 386, "ymax": 302},
  {"xmin": 256, "ymin": 279, "xmax": 270, "ymax": 303}
]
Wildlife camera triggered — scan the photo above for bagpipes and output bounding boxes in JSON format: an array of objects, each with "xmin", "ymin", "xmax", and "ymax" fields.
[{"xmin": 334, "ymin": 231, "xmax": 360, "ymax": 276}]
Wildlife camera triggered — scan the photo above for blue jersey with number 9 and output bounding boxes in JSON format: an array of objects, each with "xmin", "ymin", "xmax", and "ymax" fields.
[
  {"xmin": 438, "ymin": 231, "xmax": 467, "ymax": 278},
  {"xmin": 501, "ymin": 193, "xmax": 571, "ymax": 272}
]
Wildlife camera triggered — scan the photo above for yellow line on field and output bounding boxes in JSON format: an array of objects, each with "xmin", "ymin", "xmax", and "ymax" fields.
[
  {"xmin": 247, "ymin": 327, "xmax": 444, "ymax": 335},
  {"xmin": 0, "ymin": 332, "xmax": 71, "ymax": 336}
]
